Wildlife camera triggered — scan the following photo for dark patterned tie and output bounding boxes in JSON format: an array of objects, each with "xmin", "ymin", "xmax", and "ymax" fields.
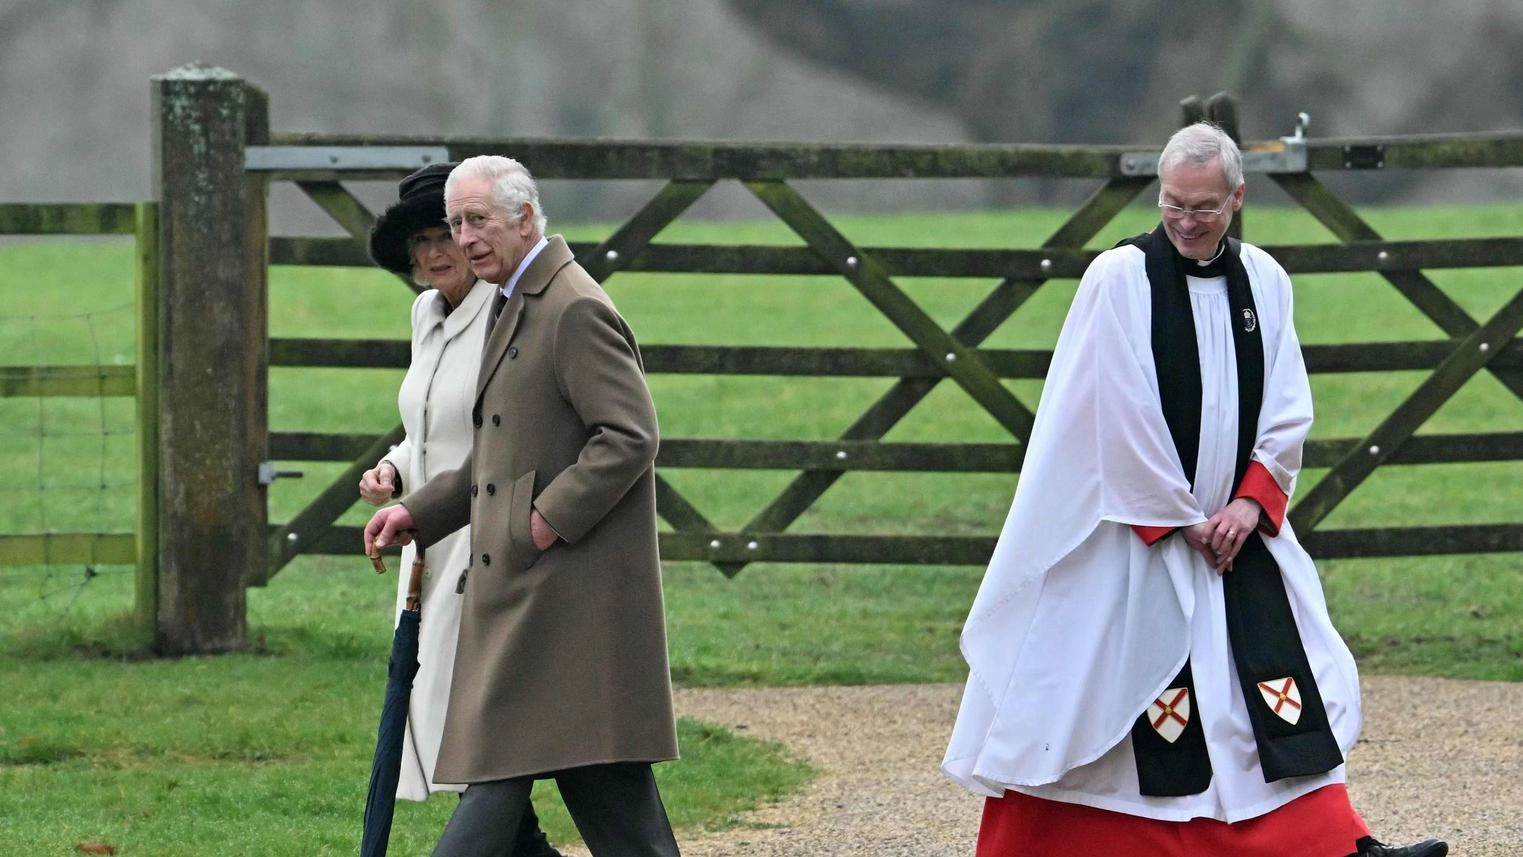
[{"xmin": 486, "ymin": 288, "xmax": 508, "ymax": 337}]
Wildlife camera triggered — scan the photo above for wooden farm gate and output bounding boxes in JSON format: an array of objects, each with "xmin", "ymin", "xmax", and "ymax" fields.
[{"xmin": 144, "ymin": 68, "xmax": 1523, "ymax": 648}]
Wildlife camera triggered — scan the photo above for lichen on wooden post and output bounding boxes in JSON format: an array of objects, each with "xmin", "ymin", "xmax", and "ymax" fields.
[{"xmin": 150, "ymin": 64, "xmax": 267, "ymax": 654}]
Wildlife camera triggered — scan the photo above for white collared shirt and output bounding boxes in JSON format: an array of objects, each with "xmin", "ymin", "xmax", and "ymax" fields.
[{"xmin": 501, "ymin": 236, "xmax": 550, "ymax": 302}]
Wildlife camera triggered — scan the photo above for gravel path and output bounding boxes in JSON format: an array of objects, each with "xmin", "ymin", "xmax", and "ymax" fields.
[{"xmin": 571, "ymin": 676, "xmax": 1523, "ymax": 856}]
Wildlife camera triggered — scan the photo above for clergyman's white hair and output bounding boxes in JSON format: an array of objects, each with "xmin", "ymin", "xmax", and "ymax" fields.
[
  {"xmin": 1159, "ymin": 122, "xmax": 1244, "ymax": 189},
  {"xmin": 445, "ymin": 155, "xmax": 549, "ymax": 234}
]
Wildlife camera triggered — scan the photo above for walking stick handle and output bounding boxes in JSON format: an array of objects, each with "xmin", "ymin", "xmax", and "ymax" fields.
[{"xmin": 405, "ymin": 547, "xmax": 425, "ymax": 612}]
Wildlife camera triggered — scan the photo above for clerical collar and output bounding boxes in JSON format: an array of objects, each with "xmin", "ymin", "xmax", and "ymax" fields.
[{"xmin": 1185, "ymin": 240, "xmax": 1229, "ymax": 278}]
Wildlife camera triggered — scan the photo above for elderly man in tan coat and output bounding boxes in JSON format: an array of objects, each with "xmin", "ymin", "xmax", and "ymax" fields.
[{"xmin": 365, "ymin": 155, "xmax": 680, "ymax": 857}]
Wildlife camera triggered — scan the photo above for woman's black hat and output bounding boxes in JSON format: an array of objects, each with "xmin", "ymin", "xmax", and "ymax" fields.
[{"xmin": 367, "ymin": 161, "xmax": 459, "ymax": 276}]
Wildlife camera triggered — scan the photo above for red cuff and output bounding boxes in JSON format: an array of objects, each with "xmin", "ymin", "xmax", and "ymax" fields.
[
  {"xmin": 1131, "ymin": 525, "xmax": 1175, "ymax": 546},
  {"xmin": 1234, "ymin": 460, "xmax": 1288, "ymax": 536}
]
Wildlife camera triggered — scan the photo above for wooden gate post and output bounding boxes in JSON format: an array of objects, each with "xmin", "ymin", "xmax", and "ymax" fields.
[
  {"xmin": 150, "ymin": 64, "xmax": 268, "ymax": 654},
  {"xmin": 1175, "ymin": 93, "xmax": 1244, "ymax": 240},
  {"xmin": 1203, "ymin": 92, "xmax": 1244, "ymax": 241},
  {"xmin": 134, "ymin": 200, "xmax": 160, "ymax": 648}
]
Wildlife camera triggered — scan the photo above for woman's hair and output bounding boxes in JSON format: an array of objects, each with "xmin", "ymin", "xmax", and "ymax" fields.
[
  {"xmin": 1159, "ymin": 122, "xmax": 1243, "ymax": 189},
  {"xmin": 445, "ymin": 155, "xmax": 549, "ymax": 233}
]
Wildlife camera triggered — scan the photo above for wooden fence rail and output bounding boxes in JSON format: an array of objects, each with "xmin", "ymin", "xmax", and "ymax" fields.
[{"xmin": 249, "ymin": 131, "xmax": 1523, "ymax": 180}]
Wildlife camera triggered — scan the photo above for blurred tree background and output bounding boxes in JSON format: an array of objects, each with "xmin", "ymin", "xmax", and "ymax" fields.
[{"xmin": 5, "ymin": 0, "xmax": 1523, "ymax": 217}]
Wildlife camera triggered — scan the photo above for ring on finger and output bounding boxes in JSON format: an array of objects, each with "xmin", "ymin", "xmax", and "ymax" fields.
[{"xmin": 1227, "ymin": 529, "xmax": 1238, "ymax": 537}]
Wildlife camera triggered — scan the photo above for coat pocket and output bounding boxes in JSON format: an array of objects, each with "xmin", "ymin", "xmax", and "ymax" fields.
[{"xmin": 506, "ymin": 469, "xmax": 542, "ymax": 571}]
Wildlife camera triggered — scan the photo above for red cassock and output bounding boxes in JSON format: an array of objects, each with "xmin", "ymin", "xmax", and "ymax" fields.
[{"xmin": 977, "ymin": 784, "xmax": 1368, "ymax": 857}]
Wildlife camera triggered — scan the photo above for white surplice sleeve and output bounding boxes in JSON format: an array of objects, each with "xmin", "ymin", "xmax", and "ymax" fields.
[
  {"xmin": 1234, "ymin": 247, "xmax": 1313, "ymax": 532},
  {"xmin": 945, "ymin": 247, "xmax": 1210, "ymax": 794}
]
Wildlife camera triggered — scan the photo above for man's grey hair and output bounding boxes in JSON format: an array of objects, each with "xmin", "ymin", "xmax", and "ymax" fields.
[
  {"xmin": 1159, "ymin": 122, "xmax": 1243, "ymax": 190},
  {"xmin": 446, "ymin": 155, "xmax": 549, "ymax": 234}
]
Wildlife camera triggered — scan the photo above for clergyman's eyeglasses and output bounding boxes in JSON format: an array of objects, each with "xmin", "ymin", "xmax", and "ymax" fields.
[{"xmin": 1158, "ymin": 198, "xmax": 1232, "ymax": 223}]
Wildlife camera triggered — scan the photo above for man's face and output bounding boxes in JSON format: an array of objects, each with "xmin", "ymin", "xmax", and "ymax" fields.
[
  {"xmin": 1158, "ymin": 159, "xmax": 1244, "ymax": 261},
  {"xmin": 445, "ymin": 173, "xmax": 537, "ymax": 284}
]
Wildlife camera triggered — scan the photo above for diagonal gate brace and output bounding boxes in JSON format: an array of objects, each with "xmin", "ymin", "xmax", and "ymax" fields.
[
  {"xmin": 1291, "ymin": 282, "xmax": 1523, "ymax": 532},
  {"xmin": 1273, "ymin": 172, "xmax": 1523, "ymax": 404},
  {"xmin": 295, "ymin": 180, "xmax": 422, "ymax": 295},
  {"xmin": 264, "ymin": 422, "xmax": 408, "ymax": 583},
  {"xmin": 712, "ymin": 176, "xmax": 1151, "ymax": 574},
  {"xmin": 578, "ymin": 179, "xmax": 717, "ymax": 282},
  {"xmin": 744, "ymin": 179, "xmax": 1035, "ymax": 441},
  {"xmin": 567, "ymin": 178, "xmax": 729, "ymax": 565}
]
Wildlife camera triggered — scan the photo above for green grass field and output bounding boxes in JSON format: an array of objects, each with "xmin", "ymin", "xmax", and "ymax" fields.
[{"xmin": 2, "ymin": 199, "xmax": 1521, "ymax": 855}]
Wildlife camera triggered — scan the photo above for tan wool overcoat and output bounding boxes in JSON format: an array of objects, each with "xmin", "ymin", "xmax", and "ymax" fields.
[{"xmin": 402, "ymin": 236, "xmax": 678, "ymax": 783}]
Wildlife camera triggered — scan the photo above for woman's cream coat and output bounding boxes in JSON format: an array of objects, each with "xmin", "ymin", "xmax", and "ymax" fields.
[{"xmin": 378, "ymin": 278, "xmax": 495, "ymax": 800}]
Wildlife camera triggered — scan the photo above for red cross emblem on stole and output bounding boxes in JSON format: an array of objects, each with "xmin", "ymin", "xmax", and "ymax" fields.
[
  {"xmin": 1146, "ymin": 687, "xmax": 1192, "ymax": 743},
  {"xmin": 1257, "ymin": 677, "xmax": 1303, "ymax": 725}
]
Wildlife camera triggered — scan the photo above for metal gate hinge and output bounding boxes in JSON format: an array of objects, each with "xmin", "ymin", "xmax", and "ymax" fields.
[
  {"xmin": 258, "ymin": 461, "xmax": 305, "ymax": 485},
  {"xmin": 1341, "ymin": 144, "xmax": 1386, "ymax": 169},
  {"xmin": 1120, "ymin": 111, "xmax": 1312, "ymax": 176}
]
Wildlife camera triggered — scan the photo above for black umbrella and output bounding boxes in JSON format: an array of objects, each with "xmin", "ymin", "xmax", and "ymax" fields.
[{"xmin": 360, "ymin": 547, "xmax": 426, "ymax": 857}]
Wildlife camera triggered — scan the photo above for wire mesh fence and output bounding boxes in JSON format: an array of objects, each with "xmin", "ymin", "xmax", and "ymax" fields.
[{"xmin": 0, "ymin": 300, "xmax": 138, "ymax": 616}]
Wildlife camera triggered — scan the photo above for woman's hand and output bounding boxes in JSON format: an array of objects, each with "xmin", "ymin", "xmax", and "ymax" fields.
[{"xmin": 358, "ymin": 461, "xmax": 399, "ymax": 506}]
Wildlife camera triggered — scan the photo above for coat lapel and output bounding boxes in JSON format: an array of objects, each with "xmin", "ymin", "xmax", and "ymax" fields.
[
  {"xmin": 441, "ymin": 279, "xmax": 493, "ymax": 343},
  {"xmin": 475, "ymin": 236, "xmax": 575, "ymax": 401}
]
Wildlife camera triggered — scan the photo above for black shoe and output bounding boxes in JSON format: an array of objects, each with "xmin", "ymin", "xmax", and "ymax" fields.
[
  {"xmin": 513, "ymin": 831, "xmax": 564, "ymax": 857},
  {"xmin": 512, "ymin": 826, "xmax": 564, "ymax": 857},
  {"xmin": 1355, "ymin": 836, "xmax": 1448, "ymax": 857}
]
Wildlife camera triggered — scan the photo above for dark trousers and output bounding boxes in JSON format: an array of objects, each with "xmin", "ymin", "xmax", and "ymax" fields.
[
  {"xmin": 431, "ymin": 762, "xmax": 681, "ymax": 857},
  {"xmin": 480, "ymin": 796, "xmax": 557, "ymax": 857}
]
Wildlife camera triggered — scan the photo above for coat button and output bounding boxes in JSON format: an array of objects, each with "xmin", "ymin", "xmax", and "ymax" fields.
[
  {"xmin": 492, "ymin": 414, "xmax": 501, "ymax": 426},
  {"xmin": 481, "ymin": 553, "xmax": 491, "ymax": 566},
  {"xmin": 486, "ymin": 483, "xmax": 496, "ymax": 495},
  {"xmin": 471, "ymin": 484, "xmax": 478, "ymax": 497},
  {"xmin": 509, "ymin": 346, "xmax": 518, "ymax": 358}
]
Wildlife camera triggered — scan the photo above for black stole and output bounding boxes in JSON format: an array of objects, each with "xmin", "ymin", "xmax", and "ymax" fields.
[{"xmin": 1123, "ymin": 224, "xmax": 1343, "ymax": 795}]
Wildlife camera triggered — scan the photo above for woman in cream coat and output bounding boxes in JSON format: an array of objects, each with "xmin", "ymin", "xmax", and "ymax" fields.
[{"xmin": 360, "ymin": 162, "xmax": 560, "ymax": 857}]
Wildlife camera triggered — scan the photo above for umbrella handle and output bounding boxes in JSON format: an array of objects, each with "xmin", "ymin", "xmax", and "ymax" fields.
[{"xmin": 405, "ymin": 547, "xmax": 425, "ymax": 612}]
